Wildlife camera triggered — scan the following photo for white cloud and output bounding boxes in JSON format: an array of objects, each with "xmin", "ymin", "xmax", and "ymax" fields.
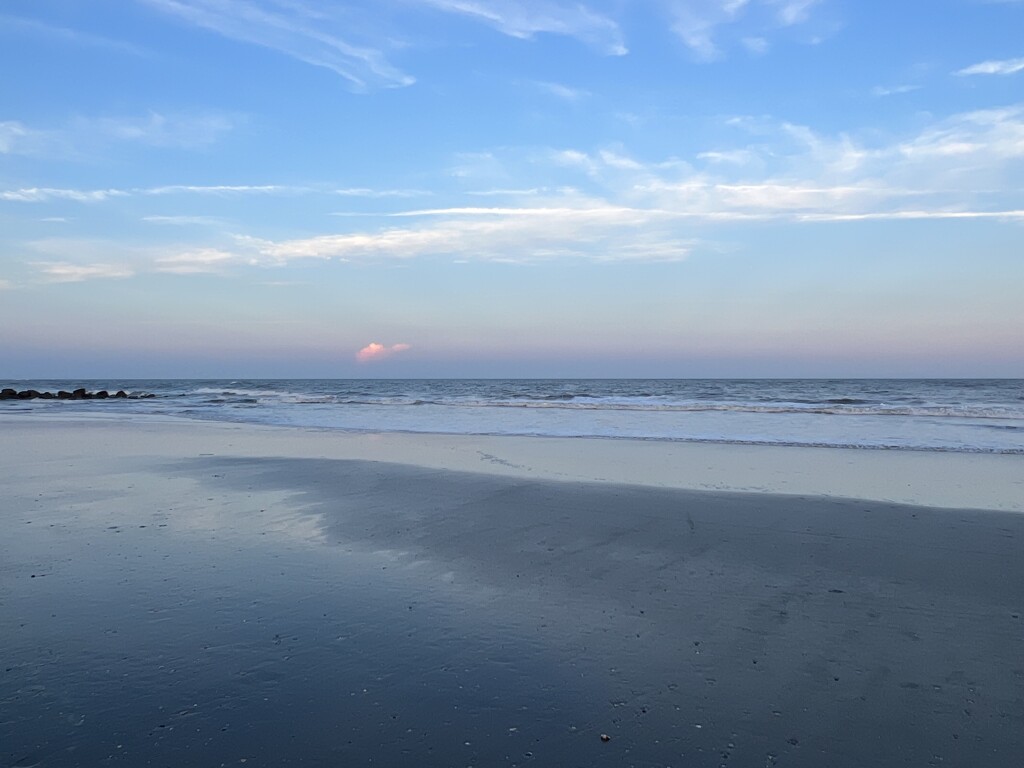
[
  {"xmin": 234, "ymin": 202, "xmax": 691, "ymax": 265},
  {"xmin": 466, "ymin": 187, "xmax": 544, "ymax": 196},
  {"xmin": 551, "ymin": 148, "xmax": 601, "ymax": 175},
  {"xmin": 77, "ymin": 111, "xmax": 236, "ymax": 149},
  {"xmin": 143, "ymin": 215, "xmax": 224, "ymax": 225},
  {"xmin": 598, "ymin": 149, "xmax": 644, "ymax": 170},
  {"xmin": 770, "ymin": 0, "xmax": 821, "ymax": 26},
  {"xmin": 525, "ymin": 103, "xmax": 1024, "ymax": 227},
  {"xmin": 0, "ymin": 187, "xmax": 130, "ymax": 203},
  {"xmin": 0, "ymin": 279, "xmax": 14, "ymax": 290},
  {"xmin": 956, "ymin": 57, "xmax": 1024, "ymax": 76},
  {"xmin": 668, "ymin": 1, "xmax": 744, "ymax": 61},
  {"xmin": 793, "ymin": 210, "xmax": 1024, "ymax": 222},
  {"xmin": 0, "ymin": 111, "xmax": 236, "ymax": 159},
  {"xmin": 447, "ymin": 150, "xmax": 508, "ymax": 181},
  {"xmin": 33, "ymin": 262, "xmax": 135, "ymax": 282},
  {"xmin": 0, "ymin": 120, "xmax": 51, "ymax": 155},
  {"xmin": 144, "ymin": 184, "xmax": 298, "ymax": 195},
  {"xmin": 10, "ymin": 101, "xmax": 1024, "ymax": 279},
  {"xmin": 871, "ymin": 84, "xmax": 920, "ymax": 97},
  {"xmin": 897, "ymin": 105, "xmax": 1024, "ymax": 161},
  {"xmin": 0, "ymin": 184, "xmax": 305, "ymax": 203},
  {"xmin": 334, "ymin": 187, "xmax": 432, "ymax": 198},
  {"xmin": 698, "ymin": 149, "xmax": 758, "ymax": 164},
  {"xmin": 385, "ymin": 205, "xmax": 651, "ymax": 218},
  {"xmin": 741, "ymin": 36, "xmax": 768, "ymax": 54},
  {"xmin": 416, "ymin": 0, "xmax": 627, "ymax": 55},
  {"xmin": 0, "ymin": 120, "xmax": 28, "ymax": 153},
  {"xmin": 0, "ymin": 14, "xmax": 148, "ymax": 55},
  {"xmin": 155, "ymin": 248, "xmax": 239, "ymax": 273},
  {"xmin": 666, "ymin": 0, "xmax": 823, "ymax": 61},
  {"xmin": 139, "ymin": 0, "xmax": 414, "ymax": 89},
  {"xmin": 534, "ymin": 81, "xmax": 590, "ymax": 102}
]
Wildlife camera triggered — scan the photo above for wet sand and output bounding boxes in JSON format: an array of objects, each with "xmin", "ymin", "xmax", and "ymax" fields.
[{"xmin": 2, "ymin": 417, "xmax": 1023, "ymax": 766}]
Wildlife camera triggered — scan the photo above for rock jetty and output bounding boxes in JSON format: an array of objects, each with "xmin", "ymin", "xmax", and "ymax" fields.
[{"xmin": 0, "ymin": 388, "xmax": 155, "ymax": 401}]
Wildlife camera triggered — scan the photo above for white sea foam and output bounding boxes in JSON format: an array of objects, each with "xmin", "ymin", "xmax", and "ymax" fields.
[{"xmin": 5, "ymin": 378, "xmax": 1023, "ymax": 454}]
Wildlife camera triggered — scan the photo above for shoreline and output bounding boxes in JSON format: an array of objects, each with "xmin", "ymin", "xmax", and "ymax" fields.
[{"xmin": 2, "ymin": 411, "xmax": 1022, "ymax": 511}]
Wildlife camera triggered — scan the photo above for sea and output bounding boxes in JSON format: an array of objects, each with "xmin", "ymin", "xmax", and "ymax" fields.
[{"xmin": 4, "ymin": 378, "xmax": 1024, "ymax": 455}]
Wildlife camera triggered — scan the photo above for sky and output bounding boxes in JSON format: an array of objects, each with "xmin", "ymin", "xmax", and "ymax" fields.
[{"xmin": 1, "ymin": 0, "xmax": 1023, "ymax": 378}]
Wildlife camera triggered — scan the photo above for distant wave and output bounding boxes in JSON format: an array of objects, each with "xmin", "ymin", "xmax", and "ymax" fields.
[
  {"xmin": 183, "ymin": 388, "xmax": 1024, "ymax": 420},
  {"xmin": 10, "ymin": 377, "xmax": 1024, "ymax": 455}
]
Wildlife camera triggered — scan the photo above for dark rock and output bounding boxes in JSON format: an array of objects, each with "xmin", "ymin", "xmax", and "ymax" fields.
[{"xmin": 2, "ymin": 387, "xmax": 149, "ymax": 401}]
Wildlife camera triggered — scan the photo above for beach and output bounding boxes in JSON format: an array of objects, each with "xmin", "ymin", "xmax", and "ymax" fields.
[{"xmin": 2, "ymin": 415, "xmax": 1023, "ymax": 766}]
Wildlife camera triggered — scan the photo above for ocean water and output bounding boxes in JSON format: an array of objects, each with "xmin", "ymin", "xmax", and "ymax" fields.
[{"xmin": 3, "ymin": 378, "xmax": 1023, "ymax": 454}]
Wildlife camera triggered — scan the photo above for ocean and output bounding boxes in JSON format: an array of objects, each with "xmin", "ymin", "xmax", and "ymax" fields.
[{"xmin": 4, "ymin": 378, "xmax": 1023, "ymax": 455}]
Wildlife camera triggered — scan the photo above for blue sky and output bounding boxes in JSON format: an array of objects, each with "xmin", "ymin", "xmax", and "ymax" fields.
[{"xmin": 2, "ymin": 0, "xmax": 1023, "ymax": 377}]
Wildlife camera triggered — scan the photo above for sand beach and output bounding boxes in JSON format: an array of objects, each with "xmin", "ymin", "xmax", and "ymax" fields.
[{"xmin": 2, "ymin": 414, "xmax": 1022, "ymax": 766}]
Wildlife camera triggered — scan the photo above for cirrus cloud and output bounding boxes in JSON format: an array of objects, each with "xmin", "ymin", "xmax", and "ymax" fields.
[{"xmin": 955, "ymin": 57, "xmax": 1024, "ymax": 77}]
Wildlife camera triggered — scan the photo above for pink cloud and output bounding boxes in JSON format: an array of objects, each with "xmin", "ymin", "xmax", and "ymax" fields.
[{"xmin": 356, "ymin": 342, "xmax": 411, "ymax": 362}]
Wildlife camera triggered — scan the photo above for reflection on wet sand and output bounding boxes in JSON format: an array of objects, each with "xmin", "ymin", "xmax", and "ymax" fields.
[{"xmin": 2, "ymin": 432, "xmax": 1023, "ymax": 767}]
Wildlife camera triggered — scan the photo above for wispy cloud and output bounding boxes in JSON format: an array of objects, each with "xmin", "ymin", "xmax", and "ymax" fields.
[
  {"xmin": 792, "ymin": 210, "xmax": 1024, "ymax": 222},
  {"xmin": 417, "ymin": 0, "xmax": 627, "ymax": 55},
  {"xmin": 139, "ymin": 0, "xmax": 414, "ymax": 89},
  {"xmin": 668, "ymin": 0, "xmax": 748, "ymax": 61},
  {"xmin": 0, "ymin": 112, "xmax": 237, "ymax": 159},
  {"xmin": 533, "ymin": 81, "xmax": 590, "ymax": 102},
  {"xmin": 599, "ymin": 149, "xmax": 645, "ymax": 170},
  {"xmin": 356, "ymin": 342, "xmax": 411, "ymax": 362},
  {"xmin": 1, "ymin": 184, "xmax": 308, "ymax": 203},
  {"xmin": 896, "ymin": 105, "xmax": 1024, "ymax": 160},
  {"xmin": 233, "ymin": 202, "xmax": 693, "ymax": 265},
  {"xmin": 770, "ymin": 0, "xmax": 821, "ymax": 26},
  {"xmin": 646, "ymin": 104, "xmax": 1024, "ymax": 220},
  {"xmin": 466, "ymin": 187, "xmax": 544, "ymax": 196},
  {"xmin": 155, "ymin": 248, "xmax": 239, "ymax": 273},
  {"xmin": 76, "ymin": 111, "xmax": 236, "ymax": 149},
  {"xmin": 334, "ymin": 187, "xmax": 432, "ymax": 198},
  {"xmin": 21, "ymin": 237, "xmax": 255, "ymax": 281},
  {"xmin": 144, "ymin": 183, "xmax": 297, "ymax": 195},
  {"xmin": 0, "ymin": 14, "xmax": 148, "ymax": 56},
  {"xmin": 11, "ymin": 101, "xmax": 1024, "ymax": 279},
  {"xmin": 384, "ymin": 205, "xmax": 655, "ymax": 218},
  {"xmin": 955, "ymin": 57, "xmax": 1024, "ymax": 76},
  {"xmin": 33, "ymin": 262, "xmax": 135, "ymax": 283},
  {"xmin": 871, "ymin": 84, "xmax": 921, "ymax": 97},
  {"xmin": 666, "ymin": 0, "xmax": 824, "ymax": 61},
  {"xmin": 1, "ymin": 187, "xmax": 130, "ymax": 203},
  {"xmin": 551, "ymin": 148, "xmax": 601, "ymax": 175},
  {"xmin": 741, "ymin": 36, "xmax": 768, "ymax": 54},
  {"xmin": 697, "ymin": 148, "xmax": 759, "ymax": 164},
  {"xmin": 0, "ymin": 120, "xmax": 51, "ymax": 156},
  {"xmin": 143, "ymin": 215, "xmax": 225, "ymax": 226}
]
